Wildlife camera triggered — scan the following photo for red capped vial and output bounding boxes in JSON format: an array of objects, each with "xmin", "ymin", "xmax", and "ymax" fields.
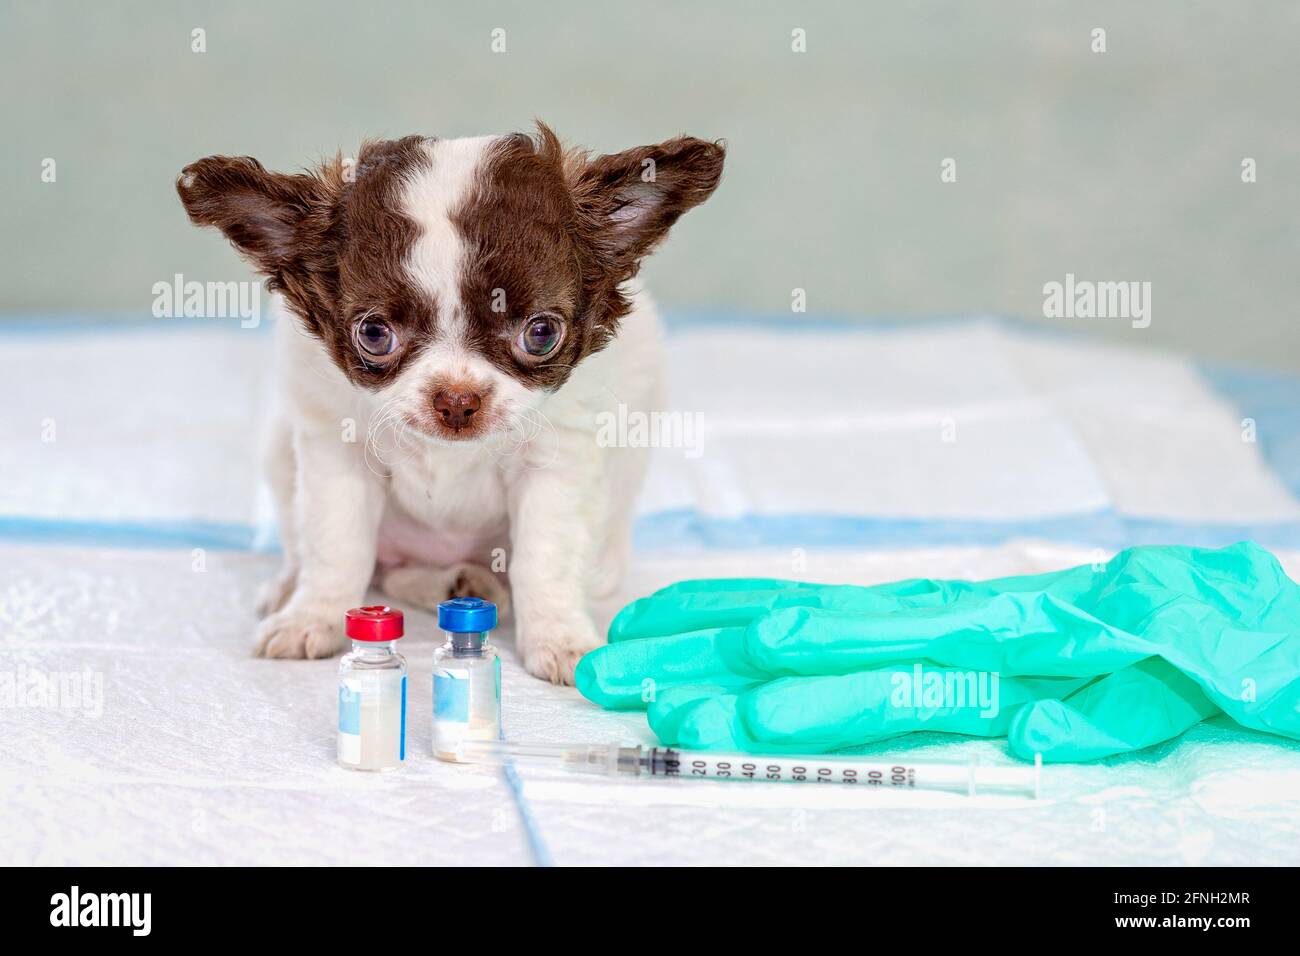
[{"xmin": 338, "ymin": 606, "xmax": 408, "ymax": 772}]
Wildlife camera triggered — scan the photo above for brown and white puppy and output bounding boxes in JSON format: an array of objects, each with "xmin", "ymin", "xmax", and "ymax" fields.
[{"xmin": 177, "ymin": 125, "xmax": 723, "ymax": 681}]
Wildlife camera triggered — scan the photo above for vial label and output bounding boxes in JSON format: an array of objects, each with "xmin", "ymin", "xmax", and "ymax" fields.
[
  {"xmin": 433, "ymin": 667, "xmax": 471, "ymax": 753},
  {"xmin": 433, "ymin": 661, "xmax": 500, "ymax": 758},
  {"xmin": 338, "ymin": 674, "xmax": 406, "ymax": 770},
  {"xmin": 338, "ymin": 684, "xmax": 362, "ymax": 766}
]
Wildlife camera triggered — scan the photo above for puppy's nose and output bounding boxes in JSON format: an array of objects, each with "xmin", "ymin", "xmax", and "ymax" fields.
[{"xmin": 433, "ymin": 389, "xmax": 481, "ymax": 430}]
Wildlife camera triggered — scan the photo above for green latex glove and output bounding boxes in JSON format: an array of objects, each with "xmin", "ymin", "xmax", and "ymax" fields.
[{"xmin": 576, "ymin": 543, "xmax": 1300, "ymax": 762}]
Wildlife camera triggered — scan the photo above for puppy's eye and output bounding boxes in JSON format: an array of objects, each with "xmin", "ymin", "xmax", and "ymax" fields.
[
  {"xmin": 353, "ymin": 316, "xmax": 398, "ymax": 359},
  {"xmin": 515, "ymin": 313, "xmax": 564, "ymax": 360}
]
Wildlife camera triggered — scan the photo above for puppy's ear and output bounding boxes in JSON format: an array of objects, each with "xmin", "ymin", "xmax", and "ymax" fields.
[
  {"xmin": 176, "ymin": 155, "xmax": 342, "ymax": 281},
  {"xmin": 574, "ymin": 134, "xmax": 724, "ymax": 275}
]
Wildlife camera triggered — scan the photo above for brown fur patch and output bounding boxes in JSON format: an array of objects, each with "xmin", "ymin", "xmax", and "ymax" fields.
[
  {"xmin": 177, "ymin": 125, "xmax": 725, "ymax": 396},
  {"xmin": 177, "ymin": 137, "xmax": 434, "ymax": 388},
  {"xmin": 453, "ymin": 124, "xmax": 725, "ymax": 391},
  {"xmin": 329, "ymin": 136, "xmax": 435, "ymax": 386},
  {"xmin": 176, "ymin": 153, "xmax": 345, "ymax": 326}
]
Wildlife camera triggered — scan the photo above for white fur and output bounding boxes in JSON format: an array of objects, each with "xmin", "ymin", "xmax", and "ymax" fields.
[
  {"xmin": 401, "ymin": 136, "xmax": 494, "ymax": 345},
  {"xmin": 255, "ymin": 136, "xmax": 665, "ymax": 681}
]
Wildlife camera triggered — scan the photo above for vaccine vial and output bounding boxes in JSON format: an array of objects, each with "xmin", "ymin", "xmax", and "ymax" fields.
[
  {"xmin": 338, "ymin": 606, "xmax": 408, "ymax": 772},
  {"xmin": 432, "ymin": 598, "xmax": 501, "ymax": 761}
]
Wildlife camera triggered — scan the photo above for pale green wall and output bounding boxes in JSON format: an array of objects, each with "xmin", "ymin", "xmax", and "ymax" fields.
[{"xmin": 2, "ymin": 1, "xmax": 1297, "ymax": 367}]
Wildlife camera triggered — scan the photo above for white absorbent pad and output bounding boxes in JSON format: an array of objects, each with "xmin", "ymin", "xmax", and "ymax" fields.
[
  {"xmin": 2, "ymin": 315, "xmax": 1299, "ymax": 552},
  {"xmin": 3, "ymin": 541, "xmax": 1299, "ymax": 866},
  {"xmin": 0, "ymin": 321, "xmax": 268, "ymax": 547},
  {"xmin": 4, "ymin": 314, "xmax": 1300, "ymax": 866}
]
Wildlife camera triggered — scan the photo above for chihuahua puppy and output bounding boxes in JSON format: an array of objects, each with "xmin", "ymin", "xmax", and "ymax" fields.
[{"xmin": 177, "ymin": 125, "xmax": 723, "ymax": 682}]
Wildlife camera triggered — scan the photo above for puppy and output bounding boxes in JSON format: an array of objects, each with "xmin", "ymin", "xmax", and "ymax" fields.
[{"xmin": 177, "ymin": 125, "xmax": 723, "ymax": 682}]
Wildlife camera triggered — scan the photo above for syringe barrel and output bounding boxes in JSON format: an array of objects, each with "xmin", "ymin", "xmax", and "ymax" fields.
[
  {"xmin": 565, "ymin": 743, "xmax": 638, "ymax": 776},
  {"xmin": 456, "ymin": 741, "xmax": 1039, "ymax": 797},
  {"xmin": 456, "ymin": 740, "xmax": 641, "ymax": 776},
  {"xmin": 647, "ymin": 749, "xmax": 1038, "ymax": 796}
]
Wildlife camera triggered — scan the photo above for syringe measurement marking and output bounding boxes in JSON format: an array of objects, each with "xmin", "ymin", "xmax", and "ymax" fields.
[{"xmin": 658, "ymin": 750, "xmax": 917, "ymax": 787}]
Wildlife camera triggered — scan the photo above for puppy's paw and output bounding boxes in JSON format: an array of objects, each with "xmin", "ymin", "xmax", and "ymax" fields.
[
  {"xmin": 380, "ymin": 562, "xmax": 511, "ymax": 618},
  {"xmin": 255, "ymin": 566, "xmax": 298, "ymax": 619},
  {"xmin": 255, "ymin": 607, "xmax": 343, "ymax": 660},
  {"xmin": 518, "ymin": 613, "xmax": 602, "ymax": 685}
]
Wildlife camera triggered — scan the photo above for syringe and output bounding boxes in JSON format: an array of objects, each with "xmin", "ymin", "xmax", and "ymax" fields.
[{"xmin": 458, "ymin": 741, "xmax": 1041, "ymax": 797}]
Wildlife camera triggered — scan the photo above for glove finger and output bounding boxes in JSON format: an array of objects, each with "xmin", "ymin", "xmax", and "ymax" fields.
[
  {"xmin": 1007, "ymin": 657, "xmax": 1220, "ymax": 763},
  {"xmin": 652, "ymin": 667, "xmax": 1087, "ymax": 753},
  {"xmin": 610, "ymin": 577, "xmax": 1006, "ymax": 643},
  {"xmin": 743, "ymin": 595, "xmax": 1154, "ymax": 678},
  {"xmin": 609, "ymin": 585, "xmax": 813, "ymax": 642},
  {"xmin": 575, "ymin": 627, "xmax": 765, "ymax": 710},
  {"xmin": 612, "ymin": 561, "xmax": 1107, "ymax": 644},
  {"xmin": 647, "ymin": 685, "xmax": 766, "ymax": 750},
  {"xmin": 648, "ymin": 686, "xmax": 909, "ymax": 752}
]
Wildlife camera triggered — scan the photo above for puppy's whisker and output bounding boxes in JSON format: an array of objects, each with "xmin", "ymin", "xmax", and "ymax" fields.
[
  {"xmin": 489, "ymin": 404, "xmax": 559, "ymax": 470},
  {"xmin": 363, "ymin": 398, "xmax": 412, "ymax": 474}
]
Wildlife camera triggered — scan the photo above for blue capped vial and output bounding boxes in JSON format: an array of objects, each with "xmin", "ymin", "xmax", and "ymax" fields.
[{"xmin": 432, "ymin": 598, "xmax": 501, "ymax": 761}]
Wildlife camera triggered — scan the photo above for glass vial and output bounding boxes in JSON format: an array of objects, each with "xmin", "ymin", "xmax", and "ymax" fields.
[
  {"xmin": 432, "ymin": 598, "xmax": 501, "ymax": 761},
  {"xmin": 338, "ymin": 606, "xmax": 408, "ymax": 772}
]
